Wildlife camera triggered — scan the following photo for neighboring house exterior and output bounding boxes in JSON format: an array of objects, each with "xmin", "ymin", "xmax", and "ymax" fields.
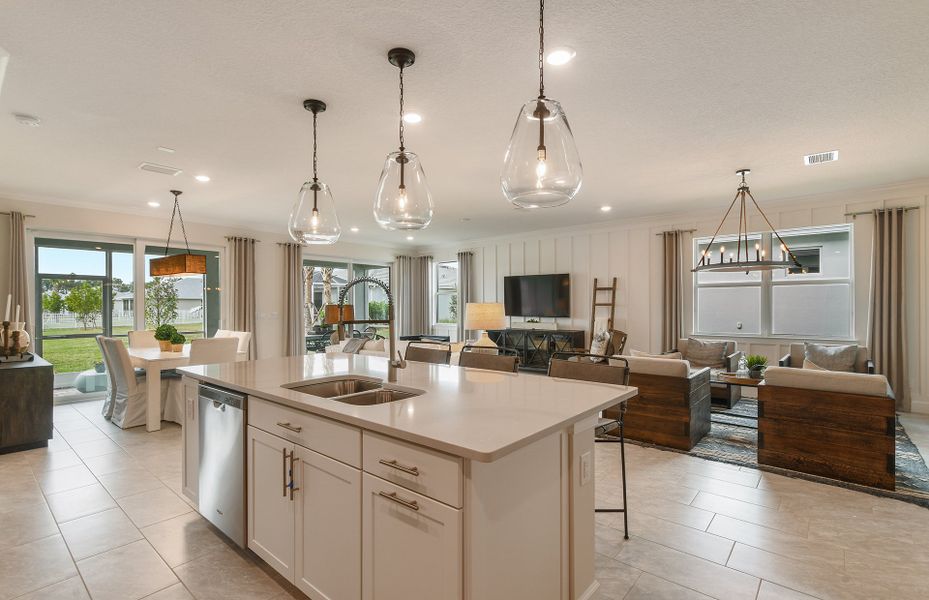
[{"xmin": 112, "ymin": 277, "xmax": 204, "ymax": 320}]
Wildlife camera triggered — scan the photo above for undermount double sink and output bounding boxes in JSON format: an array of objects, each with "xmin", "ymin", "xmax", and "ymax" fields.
[{"xmin": 282, "ymin": 376, "xmax": 422, "ymax": 405}]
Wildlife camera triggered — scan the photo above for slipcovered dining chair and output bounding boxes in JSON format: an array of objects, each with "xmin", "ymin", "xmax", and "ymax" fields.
[
  {"xmin": 127, "ymin": 329, "xmax": 159, "ymax": 349},
  {"xmin": 404, "ymin": 340, "xmax": 452, "ymax": 365},
  {"xmin": 163, "ymin": 337, "xmax": 238, "ymax": 424},
  {"xmin": 458, "ymin": 345, "xmax": 519, "ymax": 373},
  {"xmin": 96, "ymin": 335, "xmax": 118, "ymax": 419},
  {"xmin": 547, "ymin": 352, "xmax": 631, "ymax": 539},
  {"xmin": 215, "ymin": 329, "xmax": 251, "ymax": 361},
  {"xmin": 102, "ymin": 337, "xmax": 150, "ymax": 429}
]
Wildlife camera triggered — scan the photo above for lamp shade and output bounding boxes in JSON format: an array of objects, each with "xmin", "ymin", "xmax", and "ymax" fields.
[
  {"xmin": 324, "ymin": 304, "xmax": 354, "ymax": 324},
  {"xmin": 464, "ymin": 303, "xmax": 505, "ymax": 331},
  {"xmin": 150, "ymin": 253, "xmax": 207, "ymax": 277}
]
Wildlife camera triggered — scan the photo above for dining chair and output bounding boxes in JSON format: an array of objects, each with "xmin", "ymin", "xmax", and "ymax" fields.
[
  {"xmin": 458, "ymin": 345, "xmax": 519, "ymax": 373},
  {"xmin": 163, "ymin": 337, "xmax": 239, "ymax": 425},
  {"xmin": 223, "ymin": 331, "xmax": 252, "ymax": 361},
  {"xmin": 128, "ymin": 329, "xmax": 159, "ymax": 349},
  {"xmin": 102, "ymin": 337, "xmax": 150, "ymax": 429},
  {"xmin": 547, "ymin": 352, "xmax": 631, "ymax": 539},
  {"xmin": 404, "ymin": 340, "xmax": 452, "ymax": 365},
  {"xmin": 96, "ymin": 335, "xmax": 118, "ymax": 419}
]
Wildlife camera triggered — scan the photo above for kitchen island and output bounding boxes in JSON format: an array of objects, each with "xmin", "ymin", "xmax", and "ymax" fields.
[{"xmin": 178, "ymin": 353, "xmax": 636, "ymax": 600}]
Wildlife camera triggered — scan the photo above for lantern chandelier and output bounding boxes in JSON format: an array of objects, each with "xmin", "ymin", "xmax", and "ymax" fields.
[
  {"xmin": 501, "ymin": 0, "xmax": 582, "ymax": 209},
  {"xmin": 150, "ymin": 190, "xmax": 207, "ymax": 277},
  {"xmin": 373, "ymin": 47, "xmax": 434, "ymax": 230},
  {"xmin": 693, "ymin": 170, "xmax": 802, "ymax": 274},
  {"xmin": 289, "ymin": 99, "xmax": 341, "ymax": 245}
]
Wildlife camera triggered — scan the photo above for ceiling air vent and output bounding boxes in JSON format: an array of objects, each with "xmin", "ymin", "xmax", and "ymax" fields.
[
  {"xmin": 803, "ymin": 150, "xmax": 838, "ymax": 166},
  {"xmin": 139, "ymin": 162, "xmax": 182, "ymax": 176}
]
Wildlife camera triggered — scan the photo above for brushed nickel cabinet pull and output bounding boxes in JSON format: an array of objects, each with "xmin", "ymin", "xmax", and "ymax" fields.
[
  {"xmin": 378, "ymin": 458, "xmax": 420, "ymax": 476},
  {"xmin": 289, "ymin": 454, "xmax": 300, "ymax": 501},
  {"xmin": 277, "ymin": 421, "xmax": 303, "ymax": 433},
  {"xmin": 378, "ymin": 490, "xmax": 420, "ymax": 512},
  {"xmin": 281, "ymin": 447, "xmax": 288, "ymax": 497}
]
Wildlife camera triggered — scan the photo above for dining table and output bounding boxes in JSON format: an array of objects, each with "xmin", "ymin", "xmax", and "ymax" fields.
[{"xmin": 127, "ymin": 344, "xmax": 190, "ymax": 432}]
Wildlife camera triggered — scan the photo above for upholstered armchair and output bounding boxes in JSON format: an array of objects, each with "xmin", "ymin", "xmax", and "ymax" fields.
[
  {"xmin": 778, "ymin": 343, "xmax": 874, "ymax": 374},
  {"xmin": 675, "ymin": 338, "xmax": 742, "ymax": 408}
]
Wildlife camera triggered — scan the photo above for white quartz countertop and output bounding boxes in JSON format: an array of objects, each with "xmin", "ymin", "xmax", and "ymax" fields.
[{"xmin": 179, "ymin": 353, "xmax": 637, "ymax": 462}]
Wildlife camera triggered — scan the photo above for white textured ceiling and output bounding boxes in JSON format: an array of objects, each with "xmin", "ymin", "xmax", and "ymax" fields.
[{"xmin": 1, "ymin": 0, "xmax": 928, "ymax": 246}]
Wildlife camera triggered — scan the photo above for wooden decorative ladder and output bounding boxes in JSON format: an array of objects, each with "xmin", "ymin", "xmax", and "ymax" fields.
[{"xmin": 589, "ymin": 277, "xmax": 617, "ymax": 338}]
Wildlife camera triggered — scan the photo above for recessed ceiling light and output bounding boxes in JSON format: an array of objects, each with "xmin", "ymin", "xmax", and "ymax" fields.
[
  {"xmin": 350, "ymin": 227, "xmax": 359, "ymax": 233},
  {"xmin": 194, "ymin": 174, "xmax": 211, "ymax": 182},
  {"xmin": 546, "ymin": 47, "xmax": 576, "ymax": 66},
  {"xmin": 13, "ymin": 113, "xmax": 41, "ymax": 127},
  {"xmin": 402, "ymin": 113, "xmax": 422, "ymax": 124},
  {"xmin": 600, "ymin": 205, "xmax": 612, "ymax": 212},
  {"xmin": 157, "ymin": 146, "xmax": 176, "ymax": 153},
  {"xmin": 147, "ymin": 201, "xmax": 160, "ymax": 208},
  {"xmin": 406, "ymin": 236, "xmax": 414, "ymax": 241}
]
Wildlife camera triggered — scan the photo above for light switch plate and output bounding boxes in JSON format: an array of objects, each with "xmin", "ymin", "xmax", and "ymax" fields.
[{"xmin": 580, "ymin": 451, "xmax": 592, "ymax": 486}]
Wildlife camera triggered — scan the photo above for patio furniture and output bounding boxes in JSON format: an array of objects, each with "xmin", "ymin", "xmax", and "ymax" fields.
[
  {"xmin": 759, "ymin": 366, "xmax": 895, "ymax": 490},
  {"xmin": 306, "ymin": 333, "xmax": 330, "ymax": 353}
]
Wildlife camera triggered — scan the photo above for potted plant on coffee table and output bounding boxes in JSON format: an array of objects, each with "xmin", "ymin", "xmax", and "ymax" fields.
[
  {"xmin": 154, "ymin": 324, "xmax": 177, "ymax": 351},
  {"xmin": 746, "ymin": 354, "xmax": 768, "ymax": 379},
  {"xmin": 170, "ymin": 332, "xmax": 186, "ymax": 352}
]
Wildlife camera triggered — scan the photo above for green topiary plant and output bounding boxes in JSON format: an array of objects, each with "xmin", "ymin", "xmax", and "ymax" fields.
[
  {"xmin": 154, "ymin": 324, "xmax": 177, "ymax": 341},
  {"xmin": 746, "ymin": 354, "xmax": 768, "ymax": 378},
  {"xmin": 170, "ymin": 332, "xmax": 186, "ymax": 345}
]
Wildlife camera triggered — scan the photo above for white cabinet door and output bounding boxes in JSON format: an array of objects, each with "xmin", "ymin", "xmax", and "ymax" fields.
[
  {"xmin": 247, "ymin": 425, "xmax": 296, "ymax": 580},
  {"xmin": 181, "ymin": 377, "xmax": 199, "ymax": 503},
  {"xmin": 294, "ymin": 445, "xmax": 362, "ymax": 600},
  {"xmin": 362, "ymin": 474, "xmax": 462, "ymax": 600}
]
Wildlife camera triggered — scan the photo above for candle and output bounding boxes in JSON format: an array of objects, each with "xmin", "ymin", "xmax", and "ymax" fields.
[
  {"xmin": 728, "ymin": 252, "xmax": 734, "ymax": 263},
  {"xmin": 14, "ymin": 304, "xmax": 20, "ymax": 324},
  {"xmin": 4, "ymin": 294, "xmax": 10, "ymax": 322},
  {"xmin": 755, "ymin": 243, "xmax": 760, "ymax": 261},
  {"xmin": 719, "ymin": 246, "xmax": 725, "ymax": 262}
]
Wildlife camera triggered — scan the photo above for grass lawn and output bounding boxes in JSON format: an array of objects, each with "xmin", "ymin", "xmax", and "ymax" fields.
[{"xmin": 39, "ymin": 323, "xmax": 203, "ymax": 374}]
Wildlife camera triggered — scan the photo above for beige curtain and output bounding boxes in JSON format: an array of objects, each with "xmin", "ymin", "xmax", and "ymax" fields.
[
  {"xmin": 395, "ymin": 255, "xmax": 432, "ymax": 336},
  {"xmin": 661, "ymin": 230, "xmax": 684, "ymax": 351},
  {"xmin": 228, "ymin": 237, "xmax": 257, "ymax": 359},
  {"xmin": 869, "ymin": 208, "xmax": 907, "ymax": 410},
  {"xmin": 281, "ymin": 243, "xmax": 304, "ymax": 357},
  {"xmin": 8, "ymin": 212, "xmax": 30, "ymax": 336},
  {"xmin": 456, "ymin": 251, "xmax": 473, "ymax": 342}
]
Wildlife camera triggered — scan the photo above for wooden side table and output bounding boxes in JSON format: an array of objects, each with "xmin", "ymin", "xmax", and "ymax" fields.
[{"xmin": 0, "ymin": 355, "xmax": 54, "ymax": 453}]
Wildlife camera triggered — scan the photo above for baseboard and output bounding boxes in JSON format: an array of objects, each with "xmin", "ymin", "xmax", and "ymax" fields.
[
  {"xmin": 910, "ymin": 399, "xmax": 929, "ymax": 415},
  {"xmin": 577, "ymin": 579, "xmax": 600, "ymax": 600}
]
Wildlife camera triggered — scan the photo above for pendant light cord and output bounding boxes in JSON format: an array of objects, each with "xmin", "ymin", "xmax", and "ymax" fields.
[
  {"xmin": 163, "ymin": 191, "xmax": 193, "ymax": 257},
  {"xmin": 398, "ymin": 64, "xmax": 406, "ymax": 152},
  {"xmin": 312, "ymin": 111, "xmax": 318, "ymax": 182},
  {"xmin": 538, "ymin": 0, "xmax": 545, "ymax": 99}
]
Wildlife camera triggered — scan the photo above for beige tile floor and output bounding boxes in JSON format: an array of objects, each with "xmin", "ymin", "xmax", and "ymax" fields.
[{"xmin": 1, "ymin": 401, "xmax": 928, "ymax": 600}]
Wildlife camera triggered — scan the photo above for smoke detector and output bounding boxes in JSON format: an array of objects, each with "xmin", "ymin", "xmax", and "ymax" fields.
[
  {"xmin": 13, "ymin": 113, "xmax": 41, "ymax": 127},
  {"xmin": 139, "ymin": 162, "xmax": 183, "ymax": 176},
  {"xmin": 803, "ymin": 150, "xmax": 839, "ymax": 166}
]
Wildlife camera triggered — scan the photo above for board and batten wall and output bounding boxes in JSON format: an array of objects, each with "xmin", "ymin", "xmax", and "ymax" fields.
[
  {"xmin": 427, "ymin": 179, "xmax": 929, "ymax": 413},
  {"xmin": 0, "ymin": 197, "xmax": 398, "ymax": 360}
]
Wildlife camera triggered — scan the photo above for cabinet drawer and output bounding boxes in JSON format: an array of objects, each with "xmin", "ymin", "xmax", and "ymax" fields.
[
  {"xmin": 249, "ymin": 397, "xmax": 361, "ymax": 468},
  {"xmin": 363, "ymin": 431, "xmax": 462, "ymax": 508}
]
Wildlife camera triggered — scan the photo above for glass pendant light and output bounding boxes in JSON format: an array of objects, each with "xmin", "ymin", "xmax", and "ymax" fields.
[
  {"xmin": 374, "ymin": 48, "xmax": 434, "ymax": 230},
  {"xmin": 289, "ymin": 99, "xmax": 341, "ymax": 245},
  {"xmin": 501, "ymin": 0, "xmax": 582, "ymax": 209}
]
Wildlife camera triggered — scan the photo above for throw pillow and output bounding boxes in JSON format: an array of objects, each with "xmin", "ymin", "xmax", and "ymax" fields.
[
  {"xmin": 802, "ymin": 359, "xmax": 826, "ymax": 371},
  {"xmin": 342, "ymin": 338, "xmax": 367, "ymax": 354},
  {"xmin": 804, "ymin": 343, "xmax": 857, "ymax": 372},
  {"xmin": 363, "ymin": 338, "xmax": 386, "ymax": 352},
  {"xmin": 684, "ymin": 337, "xmax": 728, "ymax": 368},
  {"xmin": 629, "ymin": 349, "xmax": 683, "ymax": 360}
]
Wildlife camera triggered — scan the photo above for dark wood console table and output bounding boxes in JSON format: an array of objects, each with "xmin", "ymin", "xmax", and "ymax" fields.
[
  {"xmin": 0, "ymin": 355, "xmax": 54, "ymax": 454},
  {"xmin": 487, "ymin": 328, "xmax": 586, "ymax": 372}
]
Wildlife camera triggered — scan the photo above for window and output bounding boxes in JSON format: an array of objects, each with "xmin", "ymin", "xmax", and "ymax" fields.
[
  {"xmin": 435, "ymin": 261, "xmax": 459, "ymax": 325},
  {"xmin": 303, "ymin": 260, "xmax": 349, "ymax": 329},
  {"xmin": 144, "ymin": 246, "xmax": 221, "ymax": 339},
  {"xmin": 694, "ymin": 225, "xmax": 852, "ymax": 339}
]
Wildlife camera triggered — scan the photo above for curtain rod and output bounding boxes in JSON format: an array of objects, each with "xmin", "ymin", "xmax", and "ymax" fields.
[
  {"xmin": 654, "ymin": 228, "xmax": 697, "ymax": 236},
  {"xmin": 0, "ymin": 212, "xmax": 36, "ymax": 218},
  {"xmin": 844, "ymin": 206, "xmax": 921, "ymax": 218},
  {"xmin": 224, "ymin": 235, "xmax": 261, "ymax": 242}
]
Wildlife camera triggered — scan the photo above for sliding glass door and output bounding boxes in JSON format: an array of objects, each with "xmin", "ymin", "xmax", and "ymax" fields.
[
  {"xmin": 144, "ymin": 246, "xmax": 221, "ymax": 339},
  {"xmin": 34, "ymin": 239, "xmax": 134, "ymax": 377}
]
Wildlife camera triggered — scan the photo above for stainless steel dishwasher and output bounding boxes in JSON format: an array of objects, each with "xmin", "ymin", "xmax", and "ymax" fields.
[{"xmin": 198, "ymin": 384, "xmax": 247, "ymax": 548}]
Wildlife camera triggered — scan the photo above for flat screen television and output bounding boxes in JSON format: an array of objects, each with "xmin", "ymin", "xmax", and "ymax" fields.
[{"xmin": 503, "ymin": 274, "xmax": 571, "ymax": 318}]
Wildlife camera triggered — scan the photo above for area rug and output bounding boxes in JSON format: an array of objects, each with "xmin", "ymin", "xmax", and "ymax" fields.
[{"xmin": 615, "ymin": 398, "xmax": 929, "ymax": 508}]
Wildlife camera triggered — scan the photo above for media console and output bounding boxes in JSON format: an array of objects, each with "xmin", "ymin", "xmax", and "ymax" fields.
[{"xmin": 487, "ymin": 328, "xmax": 586, "ymax": 372}]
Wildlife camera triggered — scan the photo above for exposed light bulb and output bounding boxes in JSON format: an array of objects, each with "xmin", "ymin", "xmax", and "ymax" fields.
[
  {"xmin": 310, "ymin": 208, "xmax": 319, "ymax": 228},
  {"xmin": 398, "ymin": 186, "xmax": 407, "ymax": 209}
]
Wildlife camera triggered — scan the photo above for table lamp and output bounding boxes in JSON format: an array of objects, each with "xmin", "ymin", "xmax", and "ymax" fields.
[{"xmin": 464, "ymin": 303, "xmax": 505, "ymax": 348}]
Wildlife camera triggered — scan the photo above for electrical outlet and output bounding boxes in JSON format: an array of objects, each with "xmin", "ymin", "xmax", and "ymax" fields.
[{"xmin": 580, "ymin": 451, "xmax": 592, "ymax": 486}]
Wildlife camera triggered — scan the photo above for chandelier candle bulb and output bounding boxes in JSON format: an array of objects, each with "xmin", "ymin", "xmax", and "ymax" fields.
[
  {"xmin": 720, "ymin": 246, "xmax": 725, "ymax": 262},
  {"xmin": 755, "ymin": 243, "xmax": 760, "ymax": 261}
]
